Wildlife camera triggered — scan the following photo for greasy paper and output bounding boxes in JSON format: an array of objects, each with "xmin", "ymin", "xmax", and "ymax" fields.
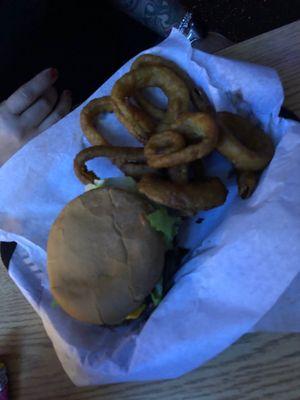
[{"xmin": 0, "ymin": 29, "xmax": 300, "ymax": 385}]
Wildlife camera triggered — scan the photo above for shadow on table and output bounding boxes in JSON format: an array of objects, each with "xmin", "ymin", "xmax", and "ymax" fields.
[{"xmin": 0, "ymin": 328, "xmax": 22, "ymax": 399}]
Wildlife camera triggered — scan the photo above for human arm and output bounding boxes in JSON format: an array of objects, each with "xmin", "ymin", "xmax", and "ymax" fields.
[{"xmin": 111, "ymin": 0, "xmax": 186, "ymax": 37}]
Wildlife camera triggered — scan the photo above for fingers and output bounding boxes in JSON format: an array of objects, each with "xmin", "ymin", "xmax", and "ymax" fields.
[
  {"xmin": 5, "ymin": 68, "xmax": 58, "ymax": 114},
  {"xmin": 0, "ymin": 67, "xmax": 71, "ymax": 164},
  {"xmin": 20, "ymin": 87, "xmax": 58, "ymax": 128},
  {"xmin": 37, "ymin": 90, "xmax": 72, "ymax": 133}
]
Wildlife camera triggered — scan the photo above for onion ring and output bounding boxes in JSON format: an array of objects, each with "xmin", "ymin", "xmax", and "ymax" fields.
[
  {"xmin": 111, "ymin": 65, "xmax": 190, "ymax": 143},
  {"xmin": 144, "ymin": 130, "xmax": 186, "ymax": 158},
  {"xmin": 80, "ymin": 96, "xmax": 113, "ymax": 146},
  {"xmin": 145, "ymin": 112, "xmax": 218, "ymax": 168},
  {"xmin": 134, "ymin": 90, "xmax": 166, "ymax": 121},
  {"xmin": 138, "ymin": 174, "xmax": 227, "ymax": 216},
  {"xmin": 217, "ymin": 112, "xmax": 274, "ymax": 171},
  {"xmin": 168, "ymin": 165, "xmax": 189, "ymax": 184},
  {"xmin": 236, "ymin": 170, "xmax": 260, "ymax": 199},
  {"xmin": 142, "ymin": 129, "xmax": 190, "ymax": 183},
  {"xmin": 131, "ymin": 54, "xmax": 213, "ymax": 118},
  {"xmin": 143, "ymin": 129, "xmax": 189, "ymax": 183},
  {"xmin": 120, "ymin": 163, "xmax": 157, "ymax": 178},
  {"xmin": 74, "ymin": 146, "xmax": 146, "ymax": 184}
]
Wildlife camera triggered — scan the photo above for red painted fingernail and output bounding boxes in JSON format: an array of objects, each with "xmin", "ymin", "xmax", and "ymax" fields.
[{"xmin": 49, "ymin": 67, "xmax": 58, "ymax": 80}]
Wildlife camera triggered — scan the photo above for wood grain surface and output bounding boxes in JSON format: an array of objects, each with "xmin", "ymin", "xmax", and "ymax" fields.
[
  {"xmin": 1, "ymin": 20, "xmax": 300, "ymax": 400},
  {"xmin": 218, "ymin": 20, "xmax": 300, "ymax": 116}
]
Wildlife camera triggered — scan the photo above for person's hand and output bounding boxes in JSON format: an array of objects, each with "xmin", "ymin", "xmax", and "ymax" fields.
[{"xmin": 0, "ymin": 68, "xmax": 72, "ymax": 165}]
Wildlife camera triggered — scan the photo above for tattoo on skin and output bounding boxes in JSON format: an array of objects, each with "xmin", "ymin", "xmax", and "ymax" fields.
[{"xmin": 113, "ymin": 0, "xmax": 185, "ymax": 36}]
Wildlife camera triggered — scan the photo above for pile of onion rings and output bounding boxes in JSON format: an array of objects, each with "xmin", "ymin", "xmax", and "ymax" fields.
[{"xmin": 74, "ymin": 54, "xmax": 275, "ymax": 216}]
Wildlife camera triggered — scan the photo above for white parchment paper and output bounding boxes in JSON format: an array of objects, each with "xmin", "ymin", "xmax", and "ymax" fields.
[{"xmin": 0, "ymin": 29, "xmax": 300, "ymax": 385}]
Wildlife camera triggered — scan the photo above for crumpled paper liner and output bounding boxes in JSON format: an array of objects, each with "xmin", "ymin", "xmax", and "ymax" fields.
[{"xmin": 0, "ymin": 29, "xmax": 299, "ymax": 385}]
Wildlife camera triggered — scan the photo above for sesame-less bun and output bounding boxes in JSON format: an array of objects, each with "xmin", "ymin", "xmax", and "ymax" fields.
[{"xmin": 47, "ymin": 187, "xmax": 166, "ymax": 325}]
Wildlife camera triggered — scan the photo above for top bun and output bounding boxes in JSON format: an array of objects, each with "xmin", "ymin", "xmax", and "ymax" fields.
[{"xmin": 47, "ymin": 187, "xmax": 165, "ymax": 325}]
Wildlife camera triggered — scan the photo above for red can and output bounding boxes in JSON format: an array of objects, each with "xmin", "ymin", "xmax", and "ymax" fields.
[{"xmin": 0, "ymin": 363, "xmax": 8, "ymax": 400}]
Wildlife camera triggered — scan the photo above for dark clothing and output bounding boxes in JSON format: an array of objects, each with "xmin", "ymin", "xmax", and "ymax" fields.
[
  {"xmin": 0, "ymin": 0, "xmax": 159, "ymax": 105},
  {"xmin": 1, "ymin": 0, "xmax": 299, "ymax": 104}
]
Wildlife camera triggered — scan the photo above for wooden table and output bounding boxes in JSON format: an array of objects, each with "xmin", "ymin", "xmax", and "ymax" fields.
[{"xmin": 1, "ymin": 20, "xmax": 300, "ymax": 400}]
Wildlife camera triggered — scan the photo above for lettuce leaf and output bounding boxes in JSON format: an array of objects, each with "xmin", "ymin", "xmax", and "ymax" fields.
[
  {"xmin": 150, "ymin": 279, "xmax": 163, "ymax": 307},
  {"xmin": 126, "ymin": 279, "xmax": 164, "ymax": 320},
  {"xmin": 51, "ymin": 299, "xmax": 58, "ymax": 309},
  {"xmin": 146, "ymin": 207, "xmax": 181, "ymax": 248},
  {"xmin": 85, "ymin": 177, "xmax": 137, "ymax": 192},
  {"xmin": 85, "ymin": 179, "xmax": 105, "ymax": 192}
]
